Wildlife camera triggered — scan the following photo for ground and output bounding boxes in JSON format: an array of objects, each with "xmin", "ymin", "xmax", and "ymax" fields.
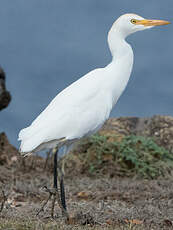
[
  {"xmin": 1, "ymin": 167, "xmax": 173, "ymax": 229},
  {"xmin": 1, "ymin": 116, "xmax": 173, "ymax": 229}
]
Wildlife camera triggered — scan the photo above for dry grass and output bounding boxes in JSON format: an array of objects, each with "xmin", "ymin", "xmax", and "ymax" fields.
[
  {"xmin": 0, "ymin": 218, "xmax": 148, "ymax": 230},
  {"xmin": 0, "ymin": 133, "xmax": 173, "ymax": 229},
  {"xmin": 1, "ymin": 176, "xmax": 173, "ymax": 229}
]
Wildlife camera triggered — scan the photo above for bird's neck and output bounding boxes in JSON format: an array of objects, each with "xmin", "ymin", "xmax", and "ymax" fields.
[
  {"xmin": 108, "ymin": 27, "xmax": 132, "ymax": 60},
  {"xmin": 105, "ymin": 28, "xmax": 134, "ymax": 106},
  {"xmin": 107, "ymin": 26, "xmax": 134, "ymax": 77}
]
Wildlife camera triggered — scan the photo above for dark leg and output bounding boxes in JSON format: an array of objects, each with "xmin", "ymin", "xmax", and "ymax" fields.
[
  {"xmin": 60, "ymin": 175, "xmax": 66, "ymax": 211},
  {"xmin": 37, "ymin": 147, "xmax": 68, "ymax": 219},
  {"xmin": 51, "ymin": 148, "xmax": 61, "ymax": 218},
  {"xmin": 52, "ymin": 148, "xmax": 68, "ymax": 218},
  {"xmin": 36, "ymin": 148, "xmax": 60, "ymax": 218},
  {"xmin": 53, "ymin": 149, "xmax": 58, "ymax": 189},
  {"xmin": 56, "ymin": 151, "xmax": 68, "ymax": 217},
  {"xmin": 0, "ymin": 190, "xmax": 7, "ymax": 213}
]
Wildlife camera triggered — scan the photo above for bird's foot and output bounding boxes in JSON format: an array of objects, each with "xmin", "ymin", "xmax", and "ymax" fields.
[
  {"xmin": 36, "ymin": 186, "xmax": 69, "ymax": 219},
  {"xmin": 36, "ymin": 186, "xmax": 53, "ymax": 217}
]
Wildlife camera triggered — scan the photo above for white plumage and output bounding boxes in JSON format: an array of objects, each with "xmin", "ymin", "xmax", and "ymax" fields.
[{"xmin": 18, "ymin": 14, "xmax": 170, "ymax": 155}]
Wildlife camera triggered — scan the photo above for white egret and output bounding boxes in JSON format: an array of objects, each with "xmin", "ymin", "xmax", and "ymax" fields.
[{"xmin": 18, "ymin": 14, "xmax": 170, "ymax": 217}]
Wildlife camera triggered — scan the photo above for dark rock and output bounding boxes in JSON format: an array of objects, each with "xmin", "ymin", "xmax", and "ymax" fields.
[{"xmin": 0, "ymin": 67, "xmax": 11, "ymax": 110}]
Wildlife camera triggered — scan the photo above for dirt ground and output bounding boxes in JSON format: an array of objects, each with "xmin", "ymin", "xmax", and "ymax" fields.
[
  {"xmin": 1, "ymin": 121, "xmax": 173, "ymax": 230},
  {"xmin": 0, "ymin": 153, "xmax": 173, "ymax": 230}
]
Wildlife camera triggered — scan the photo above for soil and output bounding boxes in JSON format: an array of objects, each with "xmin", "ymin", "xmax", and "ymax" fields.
[
  {"xmin": 1, "ymin": 162, "xmax": 173, "ymax": 230},
  {"xmin": 0, "ymin": 116, "xmax": 173, "ymax": 229}
]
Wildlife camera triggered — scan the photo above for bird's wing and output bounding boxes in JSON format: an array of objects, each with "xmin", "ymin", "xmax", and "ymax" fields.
[{"xmin": 19, "ymin": 68, "xmax": 112, "ymax": 153}]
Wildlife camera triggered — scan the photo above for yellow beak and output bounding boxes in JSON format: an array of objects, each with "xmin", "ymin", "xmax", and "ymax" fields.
[{"xmin": 136, "ymin": 19, "xmax": 171, "ymax": 26}]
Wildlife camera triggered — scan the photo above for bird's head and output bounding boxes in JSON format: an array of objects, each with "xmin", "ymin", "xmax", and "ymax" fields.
[{"xmin": 112, "ymin": 13, "xmax": 170, "ymax": 38}]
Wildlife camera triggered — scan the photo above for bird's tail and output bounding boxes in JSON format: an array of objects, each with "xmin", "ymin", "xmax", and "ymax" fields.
[{"xmin": 18, "ymin": 126, "xmax": 43, "ymax": 154}]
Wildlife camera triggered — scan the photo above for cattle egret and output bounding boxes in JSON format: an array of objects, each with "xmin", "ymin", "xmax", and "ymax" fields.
[{"xmin": 18, "ymin": 14, "xmax": 170, "ymax": 218}]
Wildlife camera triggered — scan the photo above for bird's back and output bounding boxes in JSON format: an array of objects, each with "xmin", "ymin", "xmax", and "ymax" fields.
[{"xmin": 19, "ymin": 68, "xmax": 112, "ymax": 153}]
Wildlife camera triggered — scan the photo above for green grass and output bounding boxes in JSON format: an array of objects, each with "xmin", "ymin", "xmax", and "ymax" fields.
[{"xmin": 74, "ymin": 134, "xmax": 173, "ymax": 179}]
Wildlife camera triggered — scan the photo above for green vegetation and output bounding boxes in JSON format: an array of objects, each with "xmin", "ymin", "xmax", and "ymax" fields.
[{"xmin": 74, "ymin": 134, "xmax": 173, "ymax": 179}]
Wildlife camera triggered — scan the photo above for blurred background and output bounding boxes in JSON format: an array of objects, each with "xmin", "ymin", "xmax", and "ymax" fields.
[{"xmin": 0, "ymin": 0, "xmax": 172, "ymax": 148}]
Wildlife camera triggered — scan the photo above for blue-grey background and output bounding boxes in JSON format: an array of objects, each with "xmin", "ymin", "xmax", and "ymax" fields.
[{"xmin": 0, "ymin": 0, "xmax": 172, "ymax": 148}]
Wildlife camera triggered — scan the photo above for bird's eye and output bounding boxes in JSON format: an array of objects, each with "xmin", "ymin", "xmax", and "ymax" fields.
[{"xmin": 131, "ymin": 19, "xmax": 137, "ymax": 24}]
